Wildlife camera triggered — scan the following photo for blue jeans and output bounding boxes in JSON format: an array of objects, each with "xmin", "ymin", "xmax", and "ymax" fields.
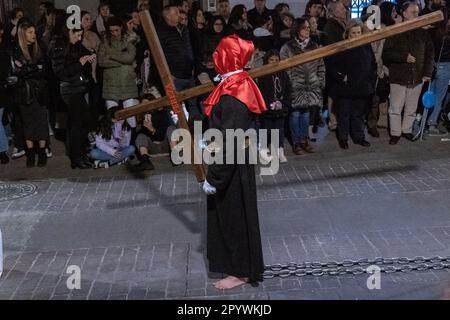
[
  {"xmin": 90, "ymin": 145, "xmax": 135, "ymax": 165},
  {"xmin": 430, "ymin": 62, "xmax": 450, "ymax": 126},
  {"xmin": 290, "ymin": 110, "xmax": 310, "ymax": 144},
  {"xmin": 0, "ymin": 108, "xmax": 8, "ymax": 153}
]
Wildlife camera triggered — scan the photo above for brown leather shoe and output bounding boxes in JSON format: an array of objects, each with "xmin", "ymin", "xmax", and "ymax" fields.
[
  {"xmin": 389, "ymin": 136, "xmax": 401, "ymax": 145},
  {"xmin": 300, "ymin": 141, "xmax": 315, "ymax": 153},
  {"xmin": 293, "ymin": 144, "xmax": 304, "ymax": 155}
]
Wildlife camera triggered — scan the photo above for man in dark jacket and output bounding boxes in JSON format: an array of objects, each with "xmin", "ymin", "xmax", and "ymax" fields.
[
  {"xmin": 323, "ymin": 0, "xmax": 349, "ymax": 45},
  {"xmin": 156, "ymin": 5, "xmax": 199, "ymax": 116},
  {"xmin": 247, "ymin": 0, "xmax": 275, "ymax": 29},
  {"xmin": 382, "ymin": 1, "xmax": 434, "ymax": 144}
]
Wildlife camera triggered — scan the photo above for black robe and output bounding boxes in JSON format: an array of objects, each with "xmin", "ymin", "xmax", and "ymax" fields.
[{"xmin": 206, "ymin": 95, "xmax": 264, "ymax": 283}]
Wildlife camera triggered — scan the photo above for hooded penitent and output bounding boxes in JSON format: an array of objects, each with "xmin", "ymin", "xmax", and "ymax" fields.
[{"xmin": 203, "ymin": 34, "xmax": 267, "ymax": 117}]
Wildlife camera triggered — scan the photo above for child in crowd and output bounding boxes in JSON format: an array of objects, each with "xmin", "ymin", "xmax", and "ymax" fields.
[
  {"xmin": 90, "ymin": 107, "xmax": 135, "ymax": 168},
  {"xmin": 257, "ymin": 49, "xmax": 291, "ymax": 163}
]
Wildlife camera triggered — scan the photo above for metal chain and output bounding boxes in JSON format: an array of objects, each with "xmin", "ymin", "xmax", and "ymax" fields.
[{"xmin": 263, "ymin": 256, "xmax": 450, "ymax": 279}]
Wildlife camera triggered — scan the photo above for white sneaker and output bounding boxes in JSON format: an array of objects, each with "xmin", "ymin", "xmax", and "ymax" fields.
[
  {"xmin": 259, "ymin": 148, "xmax": 273, "ymax": 164},
  {"xmin": 278, "ymin": 147, "xmax": 287, "ymax": 163},
  {"xmin": 11, "ymin": 148, "xmax": 25, "ymax": 159},
  {"xmin": 117, "ymin": 157, "xmax": 129, "ymax": 166},
  {"xmin": 94, "ymin": 160, "xmax": 109, "ymax": 169}
]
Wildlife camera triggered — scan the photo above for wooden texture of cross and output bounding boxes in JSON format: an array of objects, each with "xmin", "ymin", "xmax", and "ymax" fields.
[
  {"xmin": 117, "ymin": 10, "xmax": 443, "ymax": 182},
  {"xmin": 136, "ymin": 10, "xmax": 206, "ymax": 182}
]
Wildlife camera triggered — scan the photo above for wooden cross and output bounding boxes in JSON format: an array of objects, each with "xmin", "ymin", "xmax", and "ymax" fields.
[
  {"xmin": 137, "ymin": 10, "xmax": 206, "ymax": 182},
  {"xmin": 117, "ymin": 10, "xmax": 443, "ymax": 182}
]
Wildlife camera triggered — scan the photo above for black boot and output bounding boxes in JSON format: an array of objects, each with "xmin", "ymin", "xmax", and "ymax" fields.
[
  {"xmin": 71, "ymin": 158, "xmax": 91, "ymax": 169},
  {"xmin": 133, "ymin": 155, "xmax": 155, "ymax": 171},
  {"xmin": 26, "ymin": 148, "xmax": 35, "ymax": 168},
  {"xmin": 37, "ymin": 148, "xmax": 47, "ymax": 167},
  {"xmin": 0, "ymin": 152, "xmax": 9, "ymax": 164}
]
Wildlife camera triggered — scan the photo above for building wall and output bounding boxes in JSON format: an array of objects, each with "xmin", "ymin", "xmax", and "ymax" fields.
[{"xmin": 55, "ymin": 0, "xmax": 99, "ymax": 18}]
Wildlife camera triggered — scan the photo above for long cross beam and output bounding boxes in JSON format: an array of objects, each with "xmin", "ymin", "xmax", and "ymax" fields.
[
  {"xmin": 138, "ymin": 10, "xmax": 206, "ymax": 182},
  {"xmin": 116, "ymin": 11, "xmax": 443, "ymax": 123}
]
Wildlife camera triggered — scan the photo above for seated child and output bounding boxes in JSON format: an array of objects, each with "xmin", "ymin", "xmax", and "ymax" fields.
[{"xmin": 90, "ymin": 107, "xmax": 136, "ymax": 168}]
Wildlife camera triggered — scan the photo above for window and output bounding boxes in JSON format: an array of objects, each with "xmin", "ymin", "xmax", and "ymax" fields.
[{"xmin": 351, "ymin": 0, "xmax": 397, "ymax": 18}]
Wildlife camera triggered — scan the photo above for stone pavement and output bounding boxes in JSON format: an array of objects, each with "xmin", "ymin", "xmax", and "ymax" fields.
[{"xmin": 1, "ymin": 129, "xmax": 450, "ymax": 300}]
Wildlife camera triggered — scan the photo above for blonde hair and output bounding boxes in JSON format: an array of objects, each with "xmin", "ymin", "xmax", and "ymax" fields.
[
  {"xmin": 344, "ymin": 19, "xmax": 364, "ymax": 39},
  {"xmin": 17, "ymin": 22, "xmax": 42, "ymax": 62}
]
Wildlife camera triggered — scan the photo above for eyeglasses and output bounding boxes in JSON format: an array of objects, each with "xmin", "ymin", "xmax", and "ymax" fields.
[{"xmin": 301, "ymin": 26, "xmax": 311, "ymax": 30}]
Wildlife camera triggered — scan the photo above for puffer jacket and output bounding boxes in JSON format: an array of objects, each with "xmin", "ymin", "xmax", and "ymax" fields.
[
  {"xmin": 382, "ymin": 28, "xmax": 434, "ymax": 87},
  {"xmin": 98, "ymin": 38, "xmax": 138, "ymax": 100},
  {"xmin": 280, "ymin": 38, "xmax": 325, "ymax": 109}
]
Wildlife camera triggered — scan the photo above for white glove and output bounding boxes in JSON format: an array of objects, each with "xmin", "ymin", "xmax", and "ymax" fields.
[
  {"xmin": 202, "ymin": 180, "xmax": 217, "ymax": 195},
  {"xmin": 170, "ymin": 104, "xmax": 189, "ymax": 126},
  {"xmin": 171, "ymin": 112, "xmax": 179, "ymax": 125}
]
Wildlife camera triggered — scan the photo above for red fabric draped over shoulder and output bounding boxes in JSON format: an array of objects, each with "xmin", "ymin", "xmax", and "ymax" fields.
[{"xmin": 203, "ymin": 35, "xmax": 267, "ymax": 117}]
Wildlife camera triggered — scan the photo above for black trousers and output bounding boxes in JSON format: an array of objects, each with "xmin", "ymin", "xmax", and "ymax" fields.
[
  {"xmin": 11, "ymin": 105, "xmax": 25, "ymax": 150},
  {"xmin": 61, "ymin": 93, "xmax": 91, "ymax": 161},
  {"xmin": 336, "ymin": 97, "xmax": 367, "ymax": 142},
  {"xmin": 260, "ymin": 117, "xmax": 285, "ymax": 147}
]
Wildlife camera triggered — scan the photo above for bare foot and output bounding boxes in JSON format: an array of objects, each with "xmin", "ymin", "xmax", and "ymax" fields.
[{"xmin": 213, "ymin": 276, "xmax": 248, "ymax": 289}]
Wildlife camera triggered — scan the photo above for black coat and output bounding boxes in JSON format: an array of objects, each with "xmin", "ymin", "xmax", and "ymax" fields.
[
  {"xmin": 156, "ymin": 22, "xmax": 194, "ymax": 80},
  {"xmin": 323, "ymin": 18, "xmax": 345, "ymax": 45},
  {"xmin": 257, "ymin": 71, "xmax": 291, "ymax": 119},
  {"xmin": 206, "ymin": 95, "xmax": 264, "ymax": 283},
  {"xmin": 10, "ymin": 42, "xmax": 48, "ymax": 105},
  {"xmin": 247, "ymin": 7, "xmax": 275, "ymax": 29},
  {"xmin": 328, "ymin": 45, "xmax": 377, "ymax": 99},
  {"xmin": 49, "ymin": 37, "xmax": 93, "ymax": 95},
  {"xmin": 0, "ymin": 42, "xmax": 11, "ymax": 107}
]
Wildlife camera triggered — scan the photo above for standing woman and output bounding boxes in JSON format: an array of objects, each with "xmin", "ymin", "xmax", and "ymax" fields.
[
  {"xmin": 200, "ymin": 15, "xmax": 226, "ymax": 80},
  {"xmin": 11, "ymin": 22, "xmax": 49, "ymax": 167},
  {"xmin": 257, "ymin": 49, "xmax": 291, "ymax": 163},
  {"xmin": 189, "ymin": 6, "xmax": 207, "ymax": 74},
  {"xmin": 280, "ymin": 17, "xmax": 325, "ymax": 155},
  {"xmin": 98, "ymin": 17, "xmax": 139, "ymax": 130},
  {"xmin": 49, "ymin": 24, "xmax": 96, "ymax": 169},
  {"xmin": 328, "ymin": 20, "xmax": 376, "ymax": 149},
  {"xmin": 93, "ymin": 3, "xmax": 114, "ymax": 38},
  {"xmin": 81, "ymin": 11, "xmax": 103, "ymax": 124},
  {"xmin": 226, "ymin": 5, "xmax": 253, "ymax": 40},
  {"xmin": 5, "ymin": 8, "xmax": 24, "ymax": 44},
  {"xmin": 0, "ymin": 22, "xmax": 10, "ymax": 164},
  {"xmin": 81, "ymin": 11, "xmax": 101, "ymax": 60}
]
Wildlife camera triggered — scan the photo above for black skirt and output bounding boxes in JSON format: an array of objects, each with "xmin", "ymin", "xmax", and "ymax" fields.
[{"xmin": 19, "ymin": 101, "xmax": 49, "ymax": 141}]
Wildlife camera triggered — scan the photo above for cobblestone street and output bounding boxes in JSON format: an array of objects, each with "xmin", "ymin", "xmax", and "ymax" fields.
[{"xmin": 1, "ymin": 130, "xmax": 450, "ymax": 299}]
